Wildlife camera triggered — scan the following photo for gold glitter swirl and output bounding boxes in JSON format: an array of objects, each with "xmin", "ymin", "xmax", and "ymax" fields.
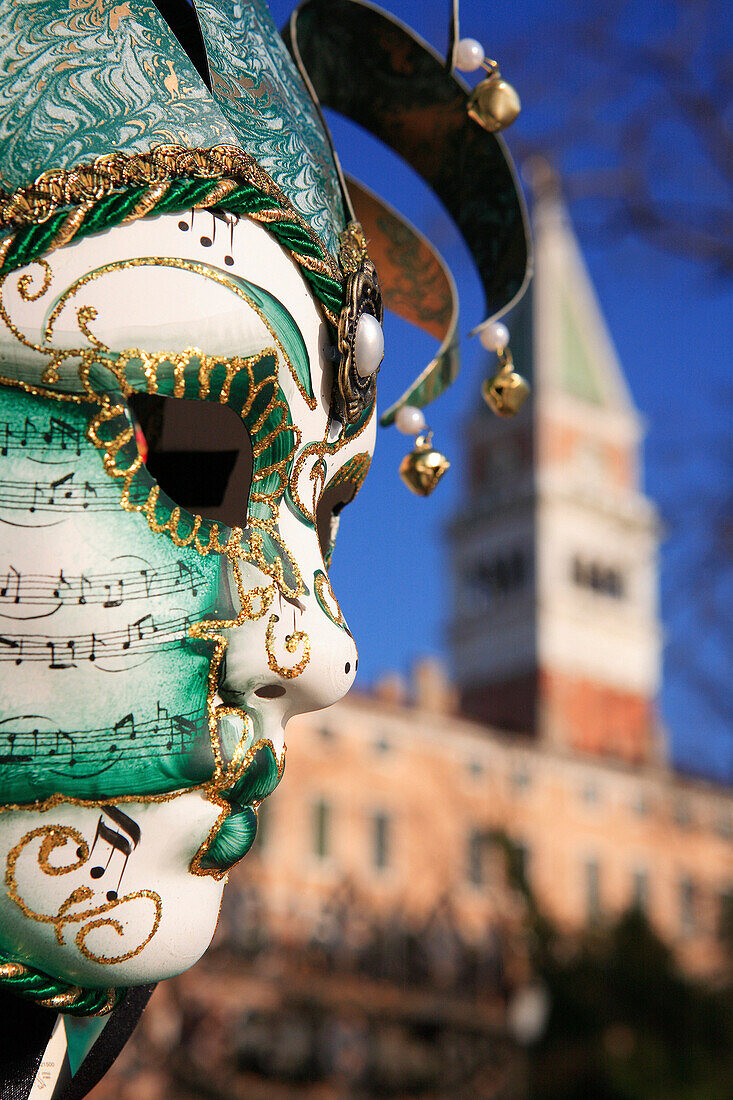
[
  {"xmin": 16, "ymin": 259, "xmax": 52, "ymax": 302},
  {"xmin": 265, "ymin": 613, "xmax": 311, "ymax": 679},
  {"xmin": 5, "ymin": 825, "xmax": 162, "ymax": 965},
  {"xmin": 314, "ymin": 569, "xmax": 346, "ymax": 628}
]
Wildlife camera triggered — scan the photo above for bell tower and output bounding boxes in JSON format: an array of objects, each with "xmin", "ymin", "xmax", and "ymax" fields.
[{"xmin": 448, "ymin": 171, "xmax": 662, "ymax": 765}]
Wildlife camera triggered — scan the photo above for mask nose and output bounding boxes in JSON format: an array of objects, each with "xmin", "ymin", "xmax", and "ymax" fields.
[{"xmin": 218, "ymin": 594, "xmax": 358, "ymax": 723}]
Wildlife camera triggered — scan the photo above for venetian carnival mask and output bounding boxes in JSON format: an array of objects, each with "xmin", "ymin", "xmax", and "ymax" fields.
[
  {"xmin": 0, "ymin": 0, "xmax": 382, "ymax": 1018},
  {"xmin": 0, "ymin": 0, "xmax": 529, "ymax": 1062}
]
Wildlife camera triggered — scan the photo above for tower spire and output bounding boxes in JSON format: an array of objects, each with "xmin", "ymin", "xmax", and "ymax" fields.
[{"xmin": 448, "ymin": 165, "xmax": 662, "ymax": 765}]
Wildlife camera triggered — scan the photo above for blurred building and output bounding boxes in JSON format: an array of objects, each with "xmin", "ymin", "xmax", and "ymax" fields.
[{"xmin": 235, "ymin": 181, "xmax": 732, "ymax": 980}]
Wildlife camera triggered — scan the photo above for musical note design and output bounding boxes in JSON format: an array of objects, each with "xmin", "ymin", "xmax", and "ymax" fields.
[
  {"xmin": 176, "ymin": 561, "xmax": 200, "ymax": 596},
  {"xmin": 103, "ymin": 579, "xmax": 124, "ymax": 607},
  {"xmin": 5, "ymin": 823, "xmax": 162, "ymax": 966},
  {"xmin": 49, "ymin": 730, "xmax": 78, "ymax": 766},
  {"xmin": 0, "ymin": 705, "xmax": 208, "ymax": 798},
  {"xmin": 0, "ymin": 559, "xmax": 208, "ymax": 612},
  {"xmin": 88, "ymin": 807, "xmax": 142, "ymax": 901},
  {"xmin": 122, "ymin": 613, "xmax": 157, "ymax": 651},
  {"xmin": 77, "ymin": 574, "xmax": 92, "ymax": 605},
  {"xmin": 0, "ymin": 565, "xmax": 20, "ymax": 604},
  {"xmin": 0, "ymin": 634, "xmax": 23, "ymax": 664},
  {"xmin": 43, "ymin": 416, "xmax": 83, "ymax": 456},
  {"xmin": 46, "ymin": 638, "xmax": 77, "ymax": 669},
  {"xmin": 0, "ymin": 471, "xmax": 118, "ymax": 515},
  {"xmin": 113, "ymin": 712, "xmax": 136, "ymax": 743},
  {"xmin": 0, "ymin": 613, "xmax": 194, "ymax": 665},
  {"xmin": 0, "ymin": 414, "xmax": 81, "ymax": 458}
]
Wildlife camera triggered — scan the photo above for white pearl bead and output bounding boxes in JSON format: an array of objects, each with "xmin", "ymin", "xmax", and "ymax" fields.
[
  {"xmin": 455, "ymin": 37, "xmax": 485, "ymax": 72},
  {"xmin": 395, "ymin": 405, "xmax": 427, "ymax": 435},
  {"xmin": 479, "ymin": 321, "xmax": 510, "ymax": 351},
  {"xmin": 354, "ymin": 313, "xmax": 384, "ymax": 378}
]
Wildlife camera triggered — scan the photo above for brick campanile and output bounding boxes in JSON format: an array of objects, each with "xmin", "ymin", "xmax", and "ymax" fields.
[{"xmin": 448, "ymin": 172, "xmax": 662, "ymax": 766}]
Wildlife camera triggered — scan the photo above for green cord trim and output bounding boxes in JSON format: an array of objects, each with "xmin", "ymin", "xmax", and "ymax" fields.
[
  {"xmin": 0, "ymin": 951, "xmax": 122, "ymax": 1016},
  {"xmin": 0, "ymin": 176, "xmax": 345, "ymax": 326}
]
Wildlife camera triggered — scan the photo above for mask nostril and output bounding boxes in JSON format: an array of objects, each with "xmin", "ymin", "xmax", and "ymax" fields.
[
  {"xmin": 344, "ymin": 662, "xmax": 351, "ymax": 674},
  {"xmin": 254, "ymin": 685, "xmax": 286, "ymax": 700}
]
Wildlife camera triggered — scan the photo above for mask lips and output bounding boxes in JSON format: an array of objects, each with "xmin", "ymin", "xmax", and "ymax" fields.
[{"xmin": 195, "ymin": 738, "xmax": 284, "ymax": 875}]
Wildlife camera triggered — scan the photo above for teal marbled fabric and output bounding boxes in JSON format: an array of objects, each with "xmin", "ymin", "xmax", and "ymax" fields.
[
  {"xmin": 0, "ymin": 0, "xmax": 238, "ymax": 189},
  {"xmin": 0, "ymin": 1, "xmax": 345, "ymax": 254},
  {"xmin": 193, "ymin": 0, "xmax": 344, "ymax": 255}
]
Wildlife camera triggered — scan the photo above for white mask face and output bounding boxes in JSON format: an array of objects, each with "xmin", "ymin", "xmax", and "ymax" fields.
[{"xmin": 0, "ymin": 211, "xmax": 375, "ymax": 987}]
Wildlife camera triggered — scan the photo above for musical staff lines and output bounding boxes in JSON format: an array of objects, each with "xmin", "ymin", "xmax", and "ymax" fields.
[
  {"xmin": 0, "ymin": 612, "xmax": 202, "ymax": 666},
  {"xmin": 0, "ymin": 414, "xmax": 83, "ymax": 458},
  {"xmin": 0, "ymin": 705, "xmax": 206, "ymax": 773},
  {"xmin": 0, "ymin": 470, "xmax": 122, "ymax": 513},
  {"xmin": 0, "ymin": 559, "xmax": 208, "ymax": 610}
]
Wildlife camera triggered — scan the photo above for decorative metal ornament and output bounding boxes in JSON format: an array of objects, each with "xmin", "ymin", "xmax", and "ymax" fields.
[
  {"xmin": 333, "ymin": 221, "xmax": 384, "ymax": 424},
  {"xmin": 399, "ymin": 432, "xmax": 451, "ymax": 496},
  {"xmin": 287, "ymin": 1, "xmax": 531, "ymax": 431},
  {"xmin": 482, "ymin": 348, "xmax": 531, "ymax": 417},
  {"xmin": 467, "ymin": 69, "xmax": 522, "ymax": 133}
]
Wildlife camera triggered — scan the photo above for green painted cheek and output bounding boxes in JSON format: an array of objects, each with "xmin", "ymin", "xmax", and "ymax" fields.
[
  {"xmin": 0, "ymin": 387, "xmax": 228, "ymax": 806},
  {"xmin": 0, "ymin": 260, "xmax": 341, "ymax": 809}
]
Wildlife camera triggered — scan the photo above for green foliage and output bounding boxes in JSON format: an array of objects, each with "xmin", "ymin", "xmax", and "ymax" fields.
[{"xmin": 530, "ymin": 909, "xmax": 733, "ymax": 1099}]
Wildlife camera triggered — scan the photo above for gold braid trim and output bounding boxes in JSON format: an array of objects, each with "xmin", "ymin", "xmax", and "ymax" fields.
[{"xmin": 0, "ymin": 144, "xmax": 341, "ymax": 282}]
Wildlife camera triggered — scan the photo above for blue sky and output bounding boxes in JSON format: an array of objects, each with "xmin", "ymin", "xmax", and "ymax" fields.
[{"xmin": 267, "ymin": 0, "xmax": 733, "ymax": 781}]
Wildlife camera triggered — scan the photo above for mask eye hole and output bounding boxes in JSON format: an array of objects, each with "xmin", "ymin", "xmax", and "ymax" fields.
[
  {"xmin": 316, "ymin": 480, "xmax": 358, "ymax": 565},
  {"xmin": 128, "ymin": 394, "xmax": 253, "ymax": 529}
]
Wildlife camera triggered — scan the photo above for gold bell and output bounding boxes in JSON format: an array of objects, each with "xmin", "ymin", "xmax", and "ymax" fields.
[
  {"xmin": 467, "ymin": 72, "xmax": 521, "ymax": 133},
  {"xmin": 399, "ymin": 432, "xmax": 450, "ymax": 496},
  {"xmin": 482, "ymin": 350, "xmax": 530, "ymax": 418}
]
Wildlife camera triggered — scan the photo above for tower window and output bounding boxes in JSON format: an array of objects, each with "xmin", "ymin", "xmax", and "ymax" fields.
[
  {"xmin": 631, "ymin": 791, "xmax": 650, "ymax": 817},
  {"xmin": 673, "ymin": 801, "xmax": 693, "ymax": 829},
  {"xmin": 467, "ymin": 829, "xmax": 488, "ymax": 886},
  {"xmin": 312, "ymin": 799, "xmax": 331, "ymax": 860},
  {"xmin": 632, "ymin": 868, "xmax": 649, "ymax": 913},
  {"xmin": 581, "ymin": 781, "xmax": 600, "ymax": 805},
  {"xmin": 679, "ymin": 876, "xmax": 697, "ymax": 936},
  {"xmin": 510, "ymin": 763, "xmax": 531, "ymax": 791},
  {"xmin": 470, "ymin": 549, "xmax": 526, "ymax": 600},
  {"xmin": 584, "ymin": 858, "xmax": 601, "ymax": 924},
  {"xmin": 571, "ymin": 556, "xmax": 625, "ymax": 598},
  {"xmin": 514, "ymin": 840, "xmax": 531, "ymax": 885},
  {"xmin": 719, "ymin": 890, "xmax": 733, "ymax": 946},
  {"xmin": 372, "ymin": 812, "xmax": 391, "ymax": 871}
]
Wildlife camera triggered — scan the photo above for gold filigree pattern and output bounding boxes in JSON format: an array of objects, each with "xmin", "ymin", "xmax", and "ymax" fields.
[
  {"xmin": 338, "ymin": 221, "xmax": 370, "ymax": 274},
  {"xmin": 42, "ymin": 255, "xmax": 316, "ymax": 409},
  {"xmin": 6, "ymin": 826, "xmax": 162, "ymax": 965},
  {"xmin": 314, "ymin": 570, "xmax": 346, "ymax": 628},
  {"xmin": 0, "ymin": 206, "xmax": 375, "ymax": 890},
  {"xmin": 288, "ymin": 430, "xmax": 374, "ymax": 532},
  {"xmin": 0, "ymin": 252, "xmax": 303, "ymax": 877},
  {"xmin": 0, "ymin": 258, "xmax": 304, "ymax": 567},
  {"xmin": 265, "ymin": 613, "xmax": 311, "ymax": 679}
]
